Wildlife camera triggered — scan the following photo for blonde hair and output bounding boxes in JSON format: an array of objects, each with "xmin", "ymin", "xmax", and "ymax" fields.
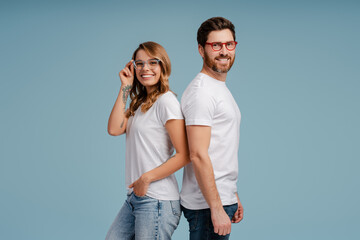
[{"xmin": 126, "ymin": 41, "xmax": 171, "ymax": 118}]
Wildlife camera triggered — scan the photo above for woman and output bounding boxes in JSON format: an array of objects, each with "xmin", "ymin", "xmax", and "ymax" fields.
[{"xmin": 106, "ymin": 41, "xmax": 190, "ymax": 240}]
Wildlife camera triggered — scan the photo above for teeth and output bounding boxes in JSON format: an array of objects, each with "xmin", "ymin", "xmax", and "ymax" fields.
[{"xmin": 142, "ymin": 75, "xmax": 153, "ymax": 77}]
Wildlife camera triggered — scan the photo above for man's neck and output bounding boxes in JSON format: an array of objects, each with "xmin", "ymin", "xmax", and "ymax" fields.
[{"xmin": 200, "ymin": 66, "xmax": 227, "ymax": 82}]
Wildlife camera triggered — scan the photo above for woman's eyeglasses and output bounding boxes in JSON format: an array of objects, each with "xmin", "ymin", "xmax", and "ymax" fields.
[{"xmin": 133, "ymin": 59, "xmax": 161, "ymax": 70}]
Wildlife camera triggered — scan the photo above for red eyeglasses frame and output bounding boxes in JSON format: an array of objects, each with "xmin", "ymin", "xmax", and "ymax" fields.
[{"xmin": 205, "ymin": 41, "xmax": 238, "ymax": 51}]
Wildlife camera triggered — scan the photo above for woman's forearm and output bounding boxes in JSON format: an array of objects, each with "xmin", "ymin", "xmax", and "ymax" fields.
[
  {"xmin": 107, "ymin": 84, "xmax": 132, "ymax": 136},
  {"xmin": 144, "ymin": 152, "xmax": 190, "ymax": 182}
]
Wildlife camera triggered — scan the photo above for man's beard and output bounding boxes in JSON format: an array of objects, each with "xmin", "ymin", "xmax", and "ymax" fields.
[{"xmin": 204, "ymin": 52, "xmax": 235, "ymax": 73}]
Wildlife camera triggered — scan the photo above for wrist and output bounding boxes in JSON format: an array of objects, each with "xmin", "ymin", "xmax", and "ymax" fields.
[
  {"xmin": 119, "ymin": 84, "xmax": 132, "ymax": 102},
  {"xmin": 141, "ymin": 172, "xmax": 153, "ymax": 183},
  {"xmin": 209, "ymin": 201, "xmax": 224, "ymax": 212},
  {"xmin": 120, "ymin": 84, "xmax": 132, "ymax": 91},
  {"xmin": 121, "ymin": 82, "xmax": 132, "ymax": 87}
]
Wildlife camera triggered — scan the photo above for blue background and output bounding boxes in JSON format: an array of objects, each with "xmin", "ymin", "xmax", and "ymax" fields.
[{"xmin": 1, "ymin": 0, "xmax": 359, "ymax": 239}]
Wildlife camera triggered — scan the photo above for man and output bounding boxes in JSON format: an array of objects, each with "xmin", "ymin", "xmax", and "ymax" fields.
[{"xmin": 180, "ymin": 17, "xmax": 244, "ymax": 239}]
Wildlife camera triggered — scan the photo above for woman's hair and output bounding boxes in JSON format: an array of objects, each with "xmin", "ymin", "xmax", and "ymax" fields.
[{"xmin": 126, "ymin": 41, "xmax": 171, "ymax": 118}]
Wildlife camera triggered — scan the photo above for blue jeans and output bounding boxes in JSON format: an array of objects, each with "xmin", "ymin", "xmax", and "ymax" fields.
[
  {"xmin": 182, "ymin": 203, "xmax": 238, "ymax": 240},
  {"xmin": 106, "ymin": 192, "xmax": 181, "ymax": 240}
]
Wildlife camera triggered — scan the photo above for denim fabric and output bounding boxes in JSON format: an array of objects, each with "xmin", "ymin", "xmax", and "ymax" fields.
[
  {"xmin": 106, "ymin": 193, "xmax": 181, "ymax": 240},
  {"xmin": 182, "ymin": 203, "xmax": 238, "ymax": 240}
]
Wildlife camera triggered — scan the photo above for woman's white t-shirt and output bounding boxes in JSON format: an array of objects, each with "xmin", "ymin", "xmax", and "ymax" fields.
[{"xmin": 125, "ymin": 91, "xmax": 183, "ymax": 200}]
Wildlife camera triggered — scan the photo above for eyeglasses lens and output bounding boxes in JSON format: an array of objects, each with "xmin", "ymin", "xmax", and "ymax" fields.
[
  {"xmin": 212, "ymin": 42, "xmax": 236, "ymax": 51},
  {"xmin": 134, "ymin": 60, "xmax": 159, "ymax": 70}
]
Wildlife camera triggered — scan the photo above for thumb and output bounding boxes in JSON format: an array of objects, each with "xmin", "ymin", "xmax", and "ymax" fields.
[{"xmin": 128, "ymin": 183, "xmax": 134, "ymax": 188}]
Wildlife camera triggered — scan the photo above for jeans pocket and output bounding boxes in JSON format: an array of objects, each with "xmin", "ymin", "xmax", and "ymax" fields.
[
  {"xmin": 224, "ymin": 203, "xmax": 238, "ymax": 219},
  {"xmin": 133, "ymin": 192, "xmax": 150, "ymax": 199},
  {"xmin": 170, "ymin": 200, "xmax": 181, "ymax": 216}
]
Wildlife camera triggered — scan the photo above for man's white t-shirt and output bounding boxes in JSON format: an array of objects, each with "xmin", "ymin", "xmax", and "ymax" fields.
[
  {"xmin": 180, "ymin": 73, "xmax": 241, "ymax": 209},
  {"xmin": 125, "ymin": 91, "xmax": 183, "ymax": 200}
]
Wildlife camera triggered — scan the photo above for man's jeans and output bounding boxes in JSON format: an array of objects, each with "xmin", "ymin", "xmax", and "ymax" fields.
[
  {"xmin": 106, "ymin": 192, "xmax": 181, "ymax": 240},
  {"xmin": 182, "ymin": 203, "xmax": 238, "ymax": 240}
]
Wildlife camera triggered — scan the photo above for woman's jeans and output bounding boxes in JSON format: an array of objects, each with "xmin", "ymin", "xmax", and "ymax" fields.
[
  {"xmin": 182, "ymin": 203, "xmax": 238, "ymax": 240},
  {"xmin": 105, "ymin": 192, "xmax": 181, "ymax": 240}
]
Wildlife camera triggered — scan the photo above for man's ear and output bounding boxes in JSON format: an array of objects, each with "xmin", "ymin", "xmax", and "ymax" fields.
[{"xmin": 198, "ymin": 44, "xmax": 205, "ymax": 59}]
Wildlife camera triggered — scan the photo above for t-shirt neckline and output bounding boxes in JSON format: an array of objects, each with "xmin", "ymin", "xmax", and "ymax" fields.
[{"xmin": 198, "ymin": 72, "xmax": 226, "ymax": 86}]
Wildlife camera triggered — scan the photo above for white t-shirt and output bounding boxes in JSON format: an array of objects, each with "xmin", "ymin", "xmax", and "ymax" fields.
[
  {"xmin": 125, "ymin": 91, "xmax": 183, "ymax": 200},
  {"xmin": 180, "ymin": 73, "xmax": 241, "ymax": 209}
]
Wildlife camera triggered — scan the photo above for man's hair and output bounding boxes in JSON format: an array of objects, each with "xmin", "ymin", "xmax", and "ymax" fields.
[{"xmin": 197, "ymin": 17, "xmax": 236, "ymax": 47}]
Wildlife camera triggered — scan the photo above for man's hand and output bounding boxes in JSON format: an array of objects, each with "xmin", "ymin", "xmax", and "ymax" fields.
[
  {"xmin": 128, "ymin": 173, "xmax": 151, "ymax": 197},
  {"xmin": 232, "ymin": 193, "xmax": 244, "ymax": 223},
  {"xmin": 211, "ymin": 207, "xmax": 232, "ymax": 236}
]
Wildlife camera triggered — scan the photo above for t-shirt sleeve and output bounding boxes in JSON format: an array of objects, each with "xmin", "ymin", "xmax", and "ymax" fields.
[
  {"xmin": 181, "ymin": 89, "xmax": 216, "ymax": 126},
  {"xmin": 157, "ymin": 93, "xmax": 184, "ymax": 125}
]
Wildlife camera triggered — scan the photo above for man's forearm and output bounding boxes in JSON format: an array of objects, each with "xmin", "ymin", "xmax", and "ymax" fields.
[
  {"xmin": 190, "ymin": 153, "xmax": 223, "ymax": 210},
  {"xmin": 186, "ymin": 125, "xmax": 232, "ymax": 235}
]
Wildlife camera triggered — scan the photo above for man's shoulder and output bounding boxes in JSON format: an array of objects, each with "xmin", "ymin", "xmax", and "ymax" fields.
[
  {"xmin": 183, "ymin": 73, "xmax": 216, "ymax": 96},
  {"xmin": 184, "ymin": 73, "xmax": 202, "ymax": 89},
  {"xmin": 182, "ymin": 84, "xmax": 213, "ymax": 105}
]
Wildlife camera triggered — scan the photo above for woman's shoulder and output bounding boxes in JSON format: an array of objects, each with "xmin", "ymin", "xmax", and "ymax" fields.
[
  {"xmin": 157, "ymin": 91, "xmax": 180, "ymax": 105},
  {"xmin": 154, "ymin": 91, "xmax": 182, "ymax": 115},
  {"xmin": 155, "ymin": 91, "xmax": 183, "ymax": 122}
]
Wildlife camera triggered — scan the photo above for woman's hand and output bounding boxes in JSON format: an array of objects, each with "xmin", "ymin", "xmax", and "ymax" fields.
[
  {"xmin": 128, "ymin": 173, "xmax": 152, "ymax": 197},
  {"xmin": 119, "ymin": 60, "xmax": 134, "ymax": 86}
]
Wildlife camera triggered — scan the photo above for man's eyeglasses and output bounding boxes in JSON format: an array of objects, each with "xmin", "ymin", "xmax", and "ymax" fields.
[
  {"xmin": 133, "ymin": 59, "xmax": 161, "ymax": 70},
  {"xmin": 205, "ymin": 41, "xmax": 238, "ymax": 51}
]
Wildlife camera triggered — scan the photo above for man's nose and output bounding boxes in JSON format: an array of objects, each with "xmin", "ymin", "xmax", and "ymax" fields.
[{"xmin": 219, "ymin": 44, "xmax": 229, "ymax": 55}]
